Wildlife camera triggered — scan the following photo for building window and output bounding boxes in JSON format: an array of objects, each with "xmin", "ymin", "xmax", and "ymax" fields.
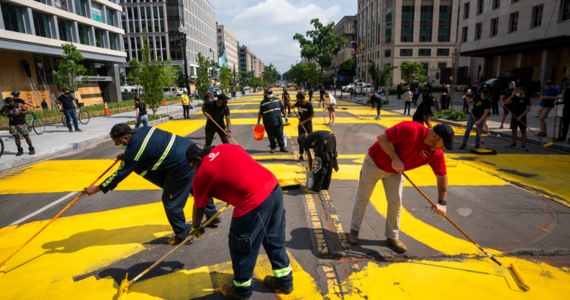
[
  {"xmin": 401, "ymin": 6, "xmax": 414, "ymax": 42},
  {"xmin": 438, "ymin": 63, "xmax": 447, "ymax": 69},
  {"xmin": 477, "ymin": 0, "xmax": 484, "ymax": 15},
  {"xmin": 107, "ymin": 10, "xmax": 115, "ymax": 26},
  {"xmin": 77, "ymin": 24, "xmax": 90, "ymax": 45},
  {"xmin": 32, "ymin": 11, "xmax": 51, "ymax": 38},
  {"xmin": 385, "ymin": 49, "xmax": 391, "ymax": 57},
  {"xmin": 509, "ymin": 12, "xmax": 518, "ymax": 33},
  {"xmin": 110, "ymin": 33, "xmax": 117, "ymax": 50},
  {"xmin": 58, "ymin": 19, "xmax": 72, "ymax": 42},
  {"xmin": 437, "ymin": 49, "xmax": 450, "ymax": 56},
  {"xmin": 461, "ymin": 26, "xmax": 468, "ymax": 43},
  {"xmin": 561, "ymin": 0, "xmax": 570, "ymax": 21},
  {"xmin": 490, "ymin": 18, "xmax": 499, "ymax": 37},
  {"xmin": 420, "ymin": 6, "xmax": 433, "ymax": 42},
  {"xmin": 531, "ymin": 5, "xmax": 543, "ymax": 28},
  {"xmin": 1, "ymin": 2, "xmax": 25, "ymax": 33},
  {"xmin": 463, "ymin": 2, "xmax": 470, "ymax": 19},
  {"xmin": 400, "ymin": 49, "xmax": 413, "ymax": 56},
  {"xmin": 475, "ymin": 22, "xmax": 482, "ymax": 40},
  {"xmin": 420, "ymin": 63, "xmax": 429, "ymax": 76},
  {"xmin": 385, "ymin": 7, "xmax": 392, "ymax": 43},
  {"xmin": 419, "ymin": 49, "xmax": 431, "ymax": 56},
  {"xmin": 493, "ymin": 0, "xmax": 500, "ymax": 10},
  {"xmin": 438, "ymin": 5, "xmax": 452, "ymax": 42},
  {"xmin": 74, "ymin": 0, "xmax": 86, "ymax": 17},
  {"xmin": 95, "ymin": 29, "xmax": 104, "ymax": 48}
]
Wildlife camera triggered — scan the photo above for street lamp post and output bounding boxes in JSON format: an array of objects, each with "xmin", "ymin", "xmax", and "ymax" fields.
[{"xmin": 178, "ymin": 26, "xmax": 191, "ymax": 99}]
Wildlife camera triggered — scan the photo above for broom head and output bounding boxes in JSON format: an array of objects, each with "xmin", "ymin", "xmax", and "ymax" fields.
[
  {"xmin": 117, "ymin": 273, "xmax": 131, "ymax": 300},
  {"xmin": 543, "ymin": 142, "xmax": 553, "ymax": 148},
  {"xmin": 279, "ymin": 178, "xmax": 301, "ymax": 190},
  {"xmin": 509, "ymin": 263, "xmax": 530, "ymax": 291},
  {"xmin": 470, "ymin": 148, "xmax": 497, "ymax": 155}
]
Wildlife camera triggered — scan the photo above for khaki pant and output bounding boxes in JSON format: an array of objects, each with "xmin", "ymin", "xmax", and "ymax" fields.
[{"xmin": 350, "ymin": 153, "xmax": 404, "ymax": 239}]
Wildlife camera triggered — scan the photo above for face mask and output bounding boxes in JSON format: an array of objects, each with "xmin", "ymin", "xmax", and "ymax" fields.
[
  {"xmin": 481, "ymin": 95, "xmax": 488, "ymax": 100},
  {"xmin": 515, "ymin": 93, "xmax": 520, "ymax": 97},
  {"xmin": 510, "ymin": 85, "xmax": 515, "ymax": 88},
  {"xmin": 118, "ymin": 144, "xmax": 127, "ymax": 151}
]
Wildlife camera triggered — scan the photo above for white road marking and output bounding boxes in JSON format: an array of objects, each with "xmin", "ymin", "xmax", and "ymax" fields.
[
  {"xmin": 9, "ymin": 192, "xmax": 79, "ymax": 226},
  {"xmin": 456, "ymin": 208, "xmax": 472, "ymax": 217}
]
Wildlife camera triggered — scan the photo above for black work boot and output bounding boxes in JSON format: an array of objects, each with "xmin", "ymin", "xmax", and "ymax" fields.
[
  {"xmin": 297, "ymin": 155, "xmax": 304, "ymax": 162},
  {"xmin": 220, "ymin": 283, "xmax": 252, "ymax": 300},
  {"xmin": 280, "ymin": 147, "xmax": 289, "ymax": 153},
  {"xmin": 270, "ymin": 148, "xmax": 275, "ymax": 153},
  {"xmin": 263, "ymin": 276, "xmax": 294, "ymax": 294},
  {"xmin": 29, "ymin": 146, "xmax": 35, "ymax": 155},
  {"xmin": 16, "ymin": 147, "xmax": 24, "ymax": 156}
]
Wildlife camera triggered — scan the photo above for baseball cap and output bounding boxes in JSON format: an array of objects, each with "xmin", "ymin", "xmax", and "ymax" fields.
[
  {"xmin": 433, "ymin": 123, "xmax": 455, "ymax": 150},
  {"xmin": 110, "ymin": 123, "xmax": 138, "ymax": 139},
  {"xmin": 217, "ymin": 93, "xmax": 230, "ymax": 101},
  {"xmin": 266, "ymin": 88, "xmax": 273, "ymax": 94},
  {"xmin": 185, "ymin": 143, "xmax": 215, "ymax": 165}
]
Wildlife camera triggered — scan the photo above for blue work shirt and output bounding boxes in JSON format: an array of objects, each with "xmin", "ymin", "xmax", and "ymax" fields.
[
  {"xmin": 540, "ymin": 86, "xmax": 561, "ymax": 108},
  {"xmin": 99, "ymin": 127, "xmax": 193, "ymax": 193},
  {"xmin": 259, "ymin": 96, "xmax": 285, "ymax": 127}
]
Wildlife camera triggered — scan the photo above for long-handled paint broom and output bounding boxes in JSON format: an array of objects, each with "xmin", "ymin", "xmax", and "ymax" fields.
[
  {"xmin": 207, "ymin": 117, "xmax": 239, "ymax": 145},
  {"xmin": 403, "ymin": 172, "xmax": 530, "ymax": 291},
  {"xmin": 116, "ymin": 203, "xmax": 231, "ymax": 299},
  {"xmin": 501, "ymin": 100, "xmax": 553, "ymax": 148},
  {"xmin": 0, "ymin": 159, "xmax": 120, "ymax": 280},
  {"xmin": 465, "ymin": 98, "xmax": 497, "ymax": 155}
]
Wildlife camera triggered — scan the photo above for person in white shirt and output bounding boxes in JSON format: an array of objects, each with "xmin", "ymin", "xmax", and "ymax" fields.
[
  {"xmin": 403, "ymin": 87, "xmax": 413, "ymax": 115},
  {"xmin": 324, "ymin": 91, "xmax": 337, "ymax": 125}
]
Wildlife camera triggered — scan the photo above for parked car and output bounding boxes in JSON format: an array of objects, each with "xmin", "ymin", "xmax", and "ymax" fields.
[
  {"xmin": 163, "ymin": 87, "xmax": 184, "ymax": 97},
  {"xmin": 121, "ymin": 85, "xmax": 142, "ymax": 93},
  {"xmin": 355, "ymin": 83, "xmax": 372, "ymax": 95},
  {"xmin": 473, "ymin": 78, "xmax": 514, "ymax": 96},
  {"xmin": 342, "ymin": 83, "xmax": 355, "ymax": 92}
]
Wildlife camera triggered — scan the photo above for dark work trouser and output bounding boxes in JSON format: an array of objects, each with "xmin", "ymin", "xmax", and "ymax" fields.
[
  {"xmin": 561, "ymin": 113, "xmax": 569, "ymax": 140},
  {"xmin": 297, "ymin": 121, "xmax": 313, "ymax": 155},
  {"xmin": 205, "ymin": 123, "xmax": 230, "ymax": 146},
  {"xmin": 491, "ymin": 98, "xmax": 500, "ymax": 114},
  {"xmin": 266, "ymin": 124, "xmax": 285, "ymax": 149},
  {"xmin": 229, "ymin": 185, "xmax": 293, "ymax": 297},
  {"xmin": 183, "ymin": 105, "xmax": 190, "ymax": 118},
  {"xmin": 310, "ymin": 136, "xmax": 336, "ymax": 192}
]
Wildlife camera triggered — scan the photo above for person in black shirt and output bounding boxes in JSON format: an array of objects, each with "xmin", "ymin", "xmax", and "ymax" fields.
[
  {"xmin": 0, "ymin": 97, "xmax": 35, "ymax": 156},
  {"xmin": 499, "ymin": 81, "xmax": 516, "ymax": 129},
  {"xmin": 504, "ymin": 87, "xmax": 531, "ymax": 151},
  {"xmin": 57, "ymin": 88, "xmax": 82, "ymax": 132},
  {"xmin": 490, "ymin": 82, "xmax": 502, "ymax": 115},
  {"xmin": 133, "ymin": 96, "xmax": 148, "ymax": 128},
  {"xmin": 41, "ymin": 100, "xmax": 48, "ymax": 110},
  {"xmin": 293, "ymin": 93, "xmax": 314, "ymax": 162},
  {"xmin": 459, "ymin": 89, "xmax": 491, "ymax": 149},
  {"xmin": 299, "ymin": 131, "xmax": 338, "ymax": 193},
  {"xmin": 202, "ymin": 93, "xmax": 231, "ymax": 146},
  {"xmin": 10, "ymin": 91, "xmax": 34, "ymax": 107},
  {"xmin": 462, "ymin": 84, "xmax": 474, "ymax": 113},
  {"xmin": 413, "ymin": 96, "xmax": 435, "ymax": 127},
  {"xmin": 397, "ymin": 83, "xmax": 403, "ymax": 99},
  {"xmin": 422, "ymin": 84, "xmax": 430, "ymax": 102},
  {"xmin": 308, "ymin": 88, "xmax": 314, "ymax": 103}
]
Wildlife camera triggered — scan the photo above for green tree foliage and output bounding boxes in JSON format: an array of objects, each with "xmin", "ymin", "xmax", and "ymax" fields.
[
  {"xmin": 119, "ymin": 71, "xmax": 126, "ymax": 86},
  {"xmin": 219, "ymin": 65, "xmax": 231, "ymax": 94},
  {"xmin": 163, "ymin": 59, "xmax": 180, "ymax": 91},
  {"xmin": 368, "ymin": 60, "xmax": 397, "ymax": 92},
  {"xmin": 174, "ymin": 65, "xmax": 186, "ymax": 87},
  {"xmin": 196, "ymin": 52, "xmax": 213, "ymax": 99},
  {"xmin": 52, "ymin": 43, "xmax": 89, "ymax": 95},
  {"xmin": 262, "ymin": 63, "xmax": 279, "ymax": 84},
  {"xmin": 293, "ymin": 19, "xmax": 349, "ymax": 72},
  {"xmin": 286, "ymin": 63, "xmax": 305, "ymax": 86},
  {"xmin": 277, "ymin": 74, "xmax": 282, "ymax": 80},
  {"xmin": 399, "ymin": 61, "xmax": 428, "ymax": 85},
  {"xmin": 338, "ymin": 58, "xmax": 356, "ymax": 83},
  {"xmin": 140, "ymin": 40, "xmax": 165, "ymax": 114},
  {"xmin": 127, "ymin": 58, "xmax": 142, "ymax": 95},
  {"xmin": 303, "ymin": 62, "xmax": 318, "ymax": 87},
  {"xmin": 238, "ymin": 70, "xmax": 249, "ymax": 84}
]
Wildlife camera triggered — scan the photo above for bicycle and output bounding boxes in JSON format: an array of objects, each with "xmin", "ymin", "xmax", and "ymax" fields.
[
  {"xmin": 0, "ymin": 138, "xmax": 4, "ymax": 158},
  {"xmin": 24, "ymin": 107, "xmax": 45, "ymax": 135},
  {"xmin": 61, "ymin": 103, "xmax": 90, "ymax": 126}
]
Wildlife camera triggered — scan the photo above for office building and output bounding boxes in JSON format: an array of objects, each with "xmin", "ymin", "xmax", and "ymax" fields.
[
  {"xmin": 238, "ymin": 45, "xmax": 255, "ymax": 73},
  {"xmin": 458, "ymin": 0, "xmax": 570, "ymax": 85},
  {"xmin": 327, "ymin": 15, "xmax": 357, "ymax": 78},
  {"xmin": 0, "ymin": 0, "xmax": 126, "ymax": 106},
  {"xmin": 217, "ymin": 23, "xmax": 238, "ymax": 71},
  {"xmin": 356, "ymin": 0, "xmax": 459, "ymax": 84}
]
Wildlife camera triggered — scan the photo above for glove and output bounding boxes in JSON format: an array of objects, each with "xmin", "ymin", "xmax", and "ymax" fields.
[
  {"xmin": 190, "ymin": 224, "xmax": 205, "ymax": 238},
  {"xmin": 285, "ymin": 116, "xmax": 288, "ymax": 122},
  {"xmin": 256, "ymin": 121, "xmax": 260, "ymax": 125}
]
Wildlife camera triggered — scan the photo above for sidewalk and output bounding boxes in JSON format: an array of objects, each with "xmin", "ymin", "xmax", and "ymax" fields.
[
  {"xmin": 0, "ymin": 92, "xmax": 250, "ymax": 172},
  {"xmin": 335, "ymin": 91, "xmax": 570, "ymax": 153}
]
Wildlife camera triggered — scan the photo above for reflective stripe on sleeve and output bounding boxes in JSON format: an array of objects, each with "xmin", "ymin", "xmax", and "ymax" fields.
[
  {"xmin": 135, "ymin": 127, "xmax": 156, "ymax": 161},
  {"xmin": 151, "ymin": 133, "xmax": 176, "ymax": 170}
]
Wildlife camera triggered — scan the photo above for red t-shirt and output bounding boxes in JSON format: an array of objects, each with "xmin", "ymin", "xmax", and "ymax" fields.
[
  {"xmin": 192, "ymin": 144, "xmax": 279, "ymax": 217},
  {"xmin": 368, "ymin": 121, "xmax": 447, "ymax": 176}
]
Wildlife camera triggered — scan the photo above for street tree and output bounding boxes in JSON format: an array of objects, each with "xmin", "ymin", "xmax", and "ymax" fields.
[
  {"xmin": 286, "ymin": 63, "xmax": 305, "ymax": 86},
  {"xmin": 127, "ymin": 58, "xmax": 142, "ymax": 95},
  {"xmin": 163, "ymin": 59, "xmax": 180, "ymax": 92},
  {"xmin": 140, "ymin": 40, "xmax": 165, "ymax": 114},
  {"xmin": 303, "ymin": 62, "xmax": 318, "ymax": 87},
  {"xmin": 399, "ymin": 61, "xmax": 428, "ymax": 85},
  {"xmin": 262, "ymin": 63, "xmax": 279, "ymax": 84},
  {"xmin": 196, "ymin": 52, "xmax": 212, "ymax": 99},
  {"xmin": 293, "ymin": 19, "xmax": 349, "ymax": 73},
  {"xmin": 368, "ymin": 60, "xmax": 396, "ymax": 93},
  {"xmin": 174, "ymin": 65, "xmax": 186, "ymax": 88},
  {"xmin": 52, "ymin": 43, "xmax": 89, "ymax": 97},
  {"xmin": 338, "ymin": 58, "xmax": 356, "ymax": 83},
  {"xmin": 219, "ymin": 65, "xmax": 231, "ymax": 94}
]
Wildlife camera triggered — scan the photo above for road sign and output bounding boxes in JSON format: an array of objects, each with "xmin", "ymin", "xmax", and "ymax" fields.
[
  {"xmin": 339, "ymin": 76, "xmax": 345, "ymax": 81},
  {"xmin": 334, "ymin": 77, "xmax": 337, "ymax": 81}
]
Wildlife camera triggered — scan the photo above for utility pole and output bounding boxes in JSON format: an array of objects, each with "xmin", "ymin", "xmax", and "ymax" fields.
[{"xmin": 450, "ymin": 28, "xmax": 462, "ymax": 112}]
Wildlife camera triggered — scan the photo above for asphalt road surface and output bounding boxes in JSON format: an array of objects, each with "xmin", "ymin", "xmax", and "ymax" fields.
[{"xmin": 1, "ymin": 90, "xmax": 569, "ymax": 299}]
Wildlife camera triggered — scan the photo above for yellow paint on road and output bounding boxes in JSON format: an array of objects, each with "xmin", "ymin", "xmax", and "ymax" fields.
[{"xmin": 154, "ymin": 120, "xmax": 205, "ymax": 137}]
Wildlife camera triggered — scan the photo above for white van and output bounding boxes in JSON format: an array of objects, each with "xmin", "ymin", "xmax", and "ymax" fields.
[
  {"xmin": 163, "ymin": 87, "xmax": 183, "ymax": 97},
  {"xmin": 355, "ymin": 83, "xmax": 372, "ymax": 95}
]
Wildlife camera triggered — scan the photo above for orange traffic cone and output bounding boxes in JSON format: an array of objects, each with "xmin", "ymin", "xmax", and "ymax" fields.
[
  {"xmin": 163, "ymin": 98, "xmax": 167, "ymax": 106},
  {"xmin": 104, "ymin": 101, "xmax": 110, "ymax": 116}
]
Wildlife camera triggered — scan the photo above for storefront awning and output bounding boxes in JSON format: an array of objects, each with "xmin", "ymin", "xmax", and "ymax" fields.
[{"xmin": 460, "ymin": 35, "xmax": 570, "ymax": 57}]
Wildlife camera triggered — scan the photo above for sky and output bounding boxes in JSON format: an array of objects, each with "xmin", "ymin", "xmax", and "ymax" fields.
[{"xmin": 208, "ymin": 0, "xmax": 357, "ymax": 75}]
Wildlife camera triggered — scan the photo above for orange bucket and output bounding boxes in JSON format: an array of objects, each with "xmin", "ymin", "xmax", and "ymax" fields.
[{"xmin": 253, "ymin": 124, "xmax": 265, "ymax": 141}]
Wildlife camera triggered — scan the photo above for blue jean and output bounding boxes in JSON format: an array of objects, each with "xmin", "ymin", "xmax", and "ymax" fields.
[
  {"xmin": 462, "ymin": 115, "xmax": 484, "ymax": 146},
  {"xmin": 462, "ymin": 99, "xmax": 469, "ymax": 113},
  {"xmin": 446, "ymin": 96, "xmax": 451, "ymax": 109},
  {"xmin": 376, "ymin": 104, "xmax": 382, "ymax": 117},
  {"xmin": 135, "ymin": 114, "xmax": 149, "ymax": 128},
  {"xmin": 64, "ymin": 109, "xmax": 79, "ymax": 130},
  {"xmin": 404, "ymin": 102, "xmax": 412, "ymax": 115},
  {"xmin": 229, "ymin": 185, "xmax": 293, "ymax": 297}
]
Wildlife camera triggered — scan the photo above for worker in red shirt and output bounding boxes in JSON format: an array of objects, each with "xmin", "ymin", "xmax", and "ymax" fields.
[
  {"xmin": 186, "ymin": 143, "xmax": 293, "ymax": 300},
  {"xmin": 348, "ymin": 121, "xmax": 454, "ymax": 253}
]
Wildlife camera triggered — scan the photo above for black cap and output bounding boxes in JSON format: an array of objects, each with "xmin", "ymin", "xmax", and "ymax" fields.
[
  {"xmin": 110, "ymin": 123, "xmax": 138, "ymax": 139},
  {"xmin": 296, "ymin": 92, "xmax": 305, "ymax": 99},
  {"xmin": 5, "ymin": 97, "xmax": 14, "ymax": 103},
  {"xmin": 266, "ymin": 88, "xmax": 273, "ymax": 95},
  {"xmin": 217, "ymin": 93, "xmax": 230, "ymax": 100},
  {"xmin": 481, "ymin": 89, "xmax": 491, "ymax": 97},
  {"xmin": 185, "ymin": 143, "xmax": 215, "ymax": 164},
  {"xmin": 433, "ymin": 123, "xmax": 455, "ymax": 150}
]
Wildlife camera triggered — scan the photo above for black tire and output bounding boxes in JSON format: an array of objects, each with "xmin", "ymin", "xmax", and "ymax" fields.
[
  {"xmin": 32, "ymin": 117, "xmax": 45, "ymax": 135},
  {"xmin": 79, "ymin": 110, "xmax": 90, "ymax": 125},
  {"xmin": 0, "ymin": 138, "xmax": 4, "ymax": 158}
]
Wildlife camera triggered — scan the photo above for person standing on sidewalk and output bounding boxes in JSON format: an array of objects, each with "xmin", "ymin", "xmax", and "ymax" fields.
[
  {"xmin": 403, "ymin": 87, "xmax": 413, "ymax": 115},
  {"xmin": 257, "ymin": 88, "xmax": 289, "ymax": 153},
  {"xmin": 57, "ymin": 88, "xmax": 82, "ymax": 133},
  {"xmin": 440, "ymin": 85, "xmax": 449, "ymax": 110},
  {"xmin": 181, "ymin": 91, "xmax": 191, "ymax": 119},
  {"xmin": 499, "ymin": 81, "xmax": 516, "ymax": 129},
  {"xmin": 133, "ymin": 96, "xmax": 148, "ymax": 128},
  {"xmin": 459, "ymin": 89, "xmax": 492, "ymax": 149},
  {"xmin": 294, "ymin": 93, "xmax": 314, "ymax": 162},
  {"xmin": 397, "ymin": 83, "xmax": 403, "ymax": 99},
  {"xmin": 504, "ymin": 87, "xmax": 531, "ymax": 151},
  {"xmin": 536, "ymin": 80, "xmax": 562, "ymax": 137},
  {"xmin": 1, "ymin": 97, "xmax": 35, "ymax": 156},
  {"xmin": 202, "ymin": 93, "xmax": 232, "ymax": 146},
  {"xmin": 556, "ymin": 84, "xmax": 570, "ymax": 143},
  {"xmin": 348, "ymin": 121, "xmax": 452, "ymax": 253}
]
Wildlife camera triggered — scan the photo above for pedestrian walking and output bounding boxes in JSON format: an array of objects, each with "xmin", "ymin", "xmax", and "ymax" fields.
[
  {"xmin": 397, "ymin": 83, "xmax": 403, "ymax": 100},
  {"xmin": 202, "ymin": 93, "xmax": 232, "ymax": 146},
  {"xmin": 133, "ymin": 96, "xmax": 148, "ymax": 128},
  {"xmin": 459, "ymin": 89, "xmax": 492, "ymax": 149},
  {"xmin": 319, "ymin": 85, "xmax": 326, "ymax": 107},
  {"xmin": 348, "ymin": 121, "xmax": 453, "ymax": 252},
  {"xmin": 1, "ymin": 97, "xmax": 35, "ymax": 156},
  {"xmin": 324, "ymin": 91, "xmax": 336, "ymax": 125},
  {"xmin": 403, "ymin": 87, "xmax": 413, "ymax": 115},
  {"xmin": 257, "ymin": 88, "xmax": 288, "ymax": 153},
  {"xmin": 241, "ymin": 86, "xmax": 245, "ymax": 96},
  {"xmin": 504, "ymin": 87, "xmax": 531, "ymax": 151},
  {"xmin": 299, "ymin": 131, "xmax": 339, "ymax": 193},
  {"xmin": 186, "ymin": 143, "xmax": 294, "ymax": 300},
  {"xmin": 294, "ymin": 92, "xmax": 314, "ymax": 162},
  {"xmin": 308, "ymin": 88, "xmax": 314, "ymax": 103},
  {"xmin": 499, "ymin": 81, "xmax": 516, "ymax": 129},
  {"xmin": 57, "ymin": 88, "xmax": 82, "ymax": 132},
  {"xmin": 413, "ymin": 96, "xmax": 436, "ymax": 128},
  {"xmin": 349, "ymin": 87, "xmax": 356, "ymax": 101},
  {"xmin": 536, "ymin": 80, "xmax": 562, "ymax": 137},
  {"xmin": 83, "ymin": 124, "xmax": 221, "ymax": 245},
  {"xmin": 181, "ymin": 90, "xmax": 191, "ymax": 119}
]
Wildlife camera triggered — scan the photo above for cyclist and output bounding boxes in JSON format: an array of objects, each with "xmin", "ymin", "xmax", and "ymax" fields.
[
  {"xmin": 10, "ymin": 91, "xmax": 34, "ymax": 107},
  {"xmin": 1, "ymin": 97, "xmax": 35, "ymax": 156},
  {"xmin": 57, "ymin": 88, "xmax": 82, "ymax": 132}
]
